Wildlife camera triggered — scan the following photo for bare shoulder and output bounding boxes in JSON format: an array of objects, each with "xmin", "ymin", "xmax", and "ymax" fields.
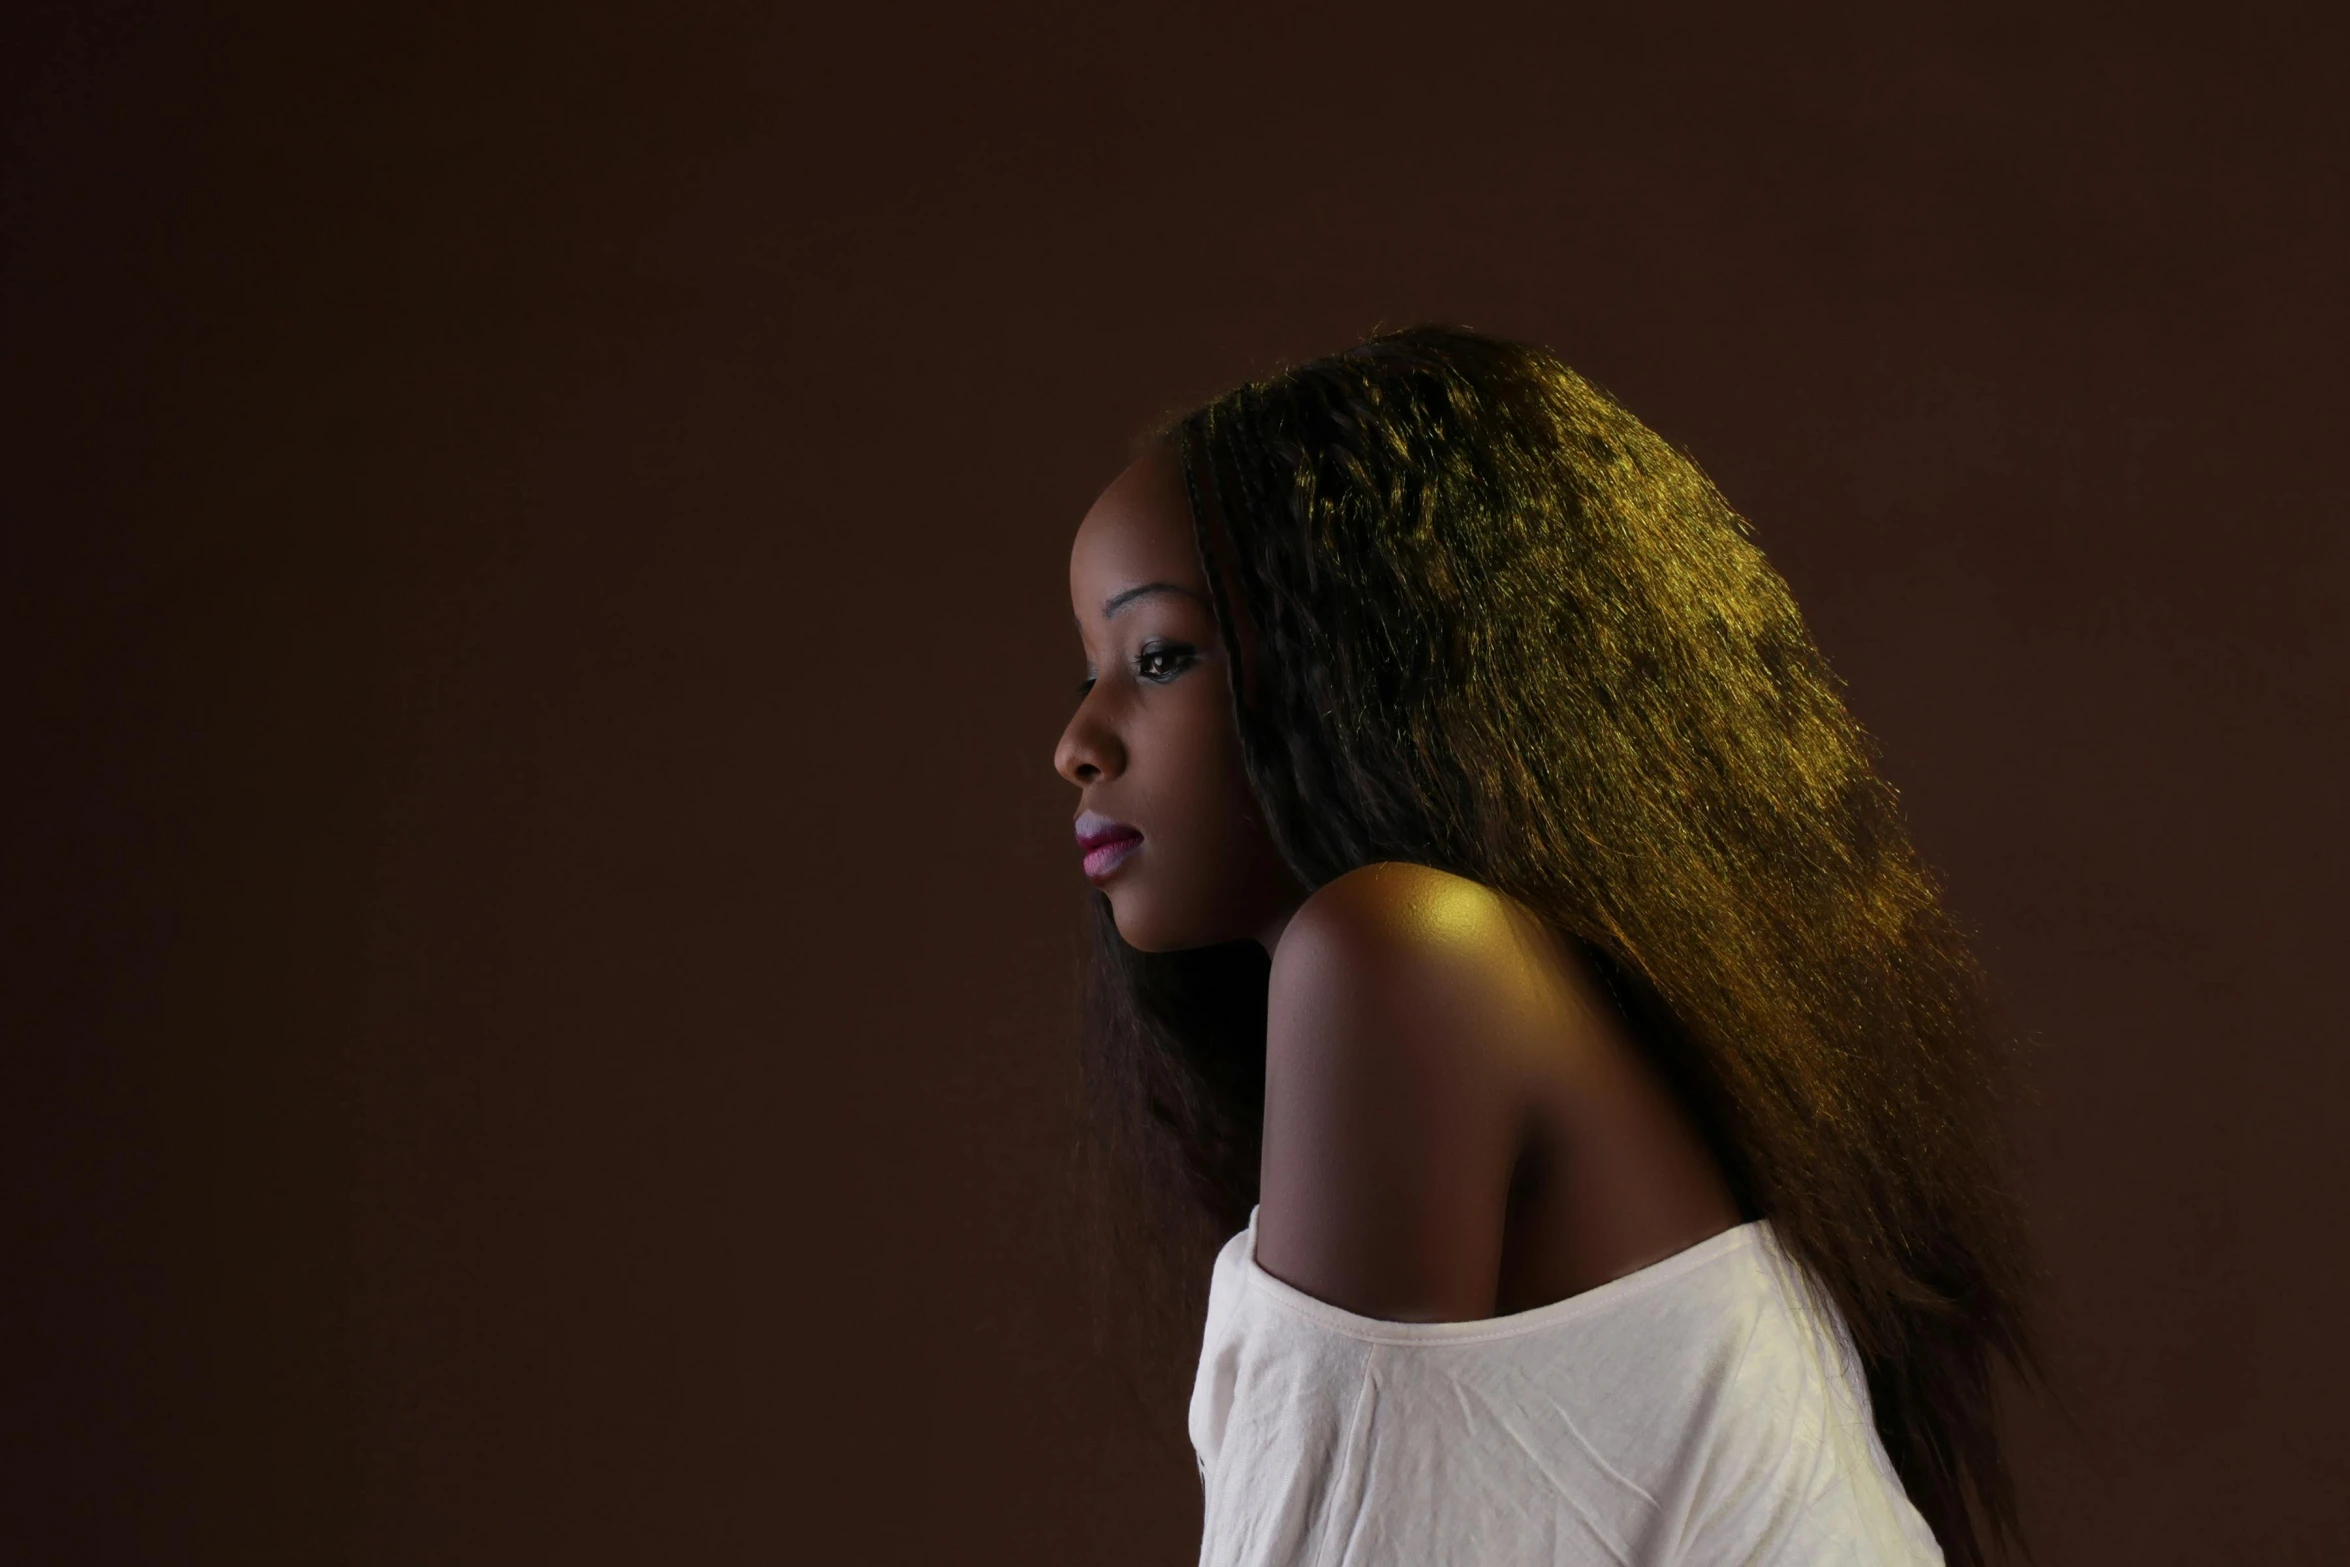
[
  {"xmin": 1270, "ymin": 862, "xmax": 1556, "ymax": 1011},
  {"xmin": 1256, "ymin": 863, "xmax": 1606, "ymax": 1322}
]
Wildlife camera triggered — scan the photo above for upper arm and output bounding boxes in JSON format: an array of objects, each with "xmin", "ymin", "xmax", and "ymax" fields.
[{"xmin": 1254, "ymin": 864, "xmax": 1561, "ymax": 1323}]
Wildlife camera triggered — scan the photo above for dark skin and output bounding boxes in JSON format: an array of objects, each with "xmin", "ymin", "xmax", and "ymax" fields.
[{"xmin": 1055, "ymin": 443, "xmax": 1740, "ymax": 1322}]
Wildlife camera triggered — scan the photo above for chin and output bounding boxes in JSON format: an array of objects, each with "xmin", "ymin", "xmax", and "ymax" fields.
[
  {"xmin": 1107, "ymin": 890, "xmax": 1238, "ymax": 955},
  {"xmin": 1098, "ymin": 887, "xmax": 1171, "ymax": 954},
  {"xmin": 1106, "ymin": 903, "xmax": 1179, "ymax": 954}
]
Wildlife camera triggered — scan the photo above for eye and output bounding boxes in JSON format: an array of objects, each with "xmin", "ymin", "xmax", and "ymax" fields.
[{"xmin": 1134, "ymin": 641, "xmax": 1198, "ymax": 683}]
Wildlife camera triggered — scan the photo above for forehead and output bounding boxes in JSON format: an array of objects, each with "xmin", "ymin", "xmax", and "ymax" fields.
[{"xmin": 1070, "ymin": 443, "xmax": 1204, "ymax": 609}]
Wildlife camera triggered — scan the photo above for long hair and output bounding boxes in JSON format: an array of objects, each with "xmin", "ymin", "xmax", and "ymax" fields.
[{"xmin": 1073, "ymin": 326, "xmax": 2037, "ymax": 1565}]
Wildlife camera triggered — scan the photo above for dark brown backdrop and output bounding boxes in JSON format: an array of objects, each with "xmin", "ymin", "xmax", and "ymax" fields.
[{"xmin": 5, "ymin": 3, "xmax": 2344, "ymax": 1562}]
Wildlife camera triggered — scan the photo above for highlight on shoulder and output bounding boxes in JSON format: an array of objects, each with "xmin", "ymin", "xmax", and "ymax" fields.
[
  {"xmin": 1251, "ymin": 863, "xmax": 1617, "ymax": 1322},
  {"xmin": 1268, "ymin": 862, "xmax": 1584, "ymax": 1035}
]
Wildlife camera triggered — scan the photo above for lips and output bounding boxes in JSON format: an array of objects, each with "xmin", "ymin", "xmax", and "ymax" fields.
[{"xmin": 1074, "ymin": 811, "xmax": 1144, "ymax": 882}]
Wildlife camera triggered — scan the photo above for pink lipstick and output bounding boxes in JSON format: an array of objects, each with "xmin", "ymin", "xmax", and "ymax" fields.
[{"xmin": 1074, "ymin": 812, "xmax": 1144, "ymax": 882}]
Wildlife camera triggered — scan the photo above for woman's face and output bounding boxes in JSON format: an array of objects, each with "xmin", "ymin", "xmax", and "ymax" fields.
[{"xmin": 1053, "ymin": 442, "xmax": 1302, "ymax": 953}]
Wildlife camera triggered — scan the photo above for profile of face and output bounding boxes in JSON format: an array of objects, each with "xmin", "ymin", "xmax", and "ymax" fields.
[{"xmin": 1054, "ymin": 442, "xmax": 1303, "ymax": 953}]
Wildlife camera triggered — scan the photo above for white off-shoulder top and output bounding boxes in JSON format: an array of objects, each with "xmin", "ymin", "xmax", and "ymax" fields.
[{"xmin": 1188, "ymin": 1209, "xmax": 1942, "ymax": 1566}]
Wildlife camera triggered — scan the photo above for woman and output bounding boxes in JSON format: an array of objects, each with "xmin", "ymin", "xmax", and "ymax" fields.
[{"xmin": 1055, "ymin": 327, "xmax": 2036, "ymax": 1566}]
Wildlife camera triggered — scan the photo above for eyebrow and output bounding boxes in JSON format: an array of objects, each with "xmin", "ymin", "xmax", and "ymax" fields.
[{"xmin": 1101, "ymin": 581, "xmax": 1209, "ymax": 619}]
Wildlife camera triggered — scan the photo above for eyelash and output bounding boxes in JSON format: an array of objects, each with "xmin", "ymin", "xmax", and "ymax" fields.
[{"xmin": 1075, "ymin": 641, "xmax": 1199, "ymax": 698}]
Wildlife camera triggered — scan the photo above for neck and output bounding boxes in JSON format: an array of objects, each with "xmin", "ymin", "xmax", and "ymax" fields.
[{"xmin": 1255, "ymin": 903, "xmax": 1301, "ymax": 956}]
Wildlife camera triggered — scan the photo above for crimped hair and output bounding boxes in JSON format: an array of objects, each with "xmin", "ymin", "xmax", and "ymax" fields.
[{"xmin": 1073, "ymin": 325, "xmax": 2037, "ymax": 1566}]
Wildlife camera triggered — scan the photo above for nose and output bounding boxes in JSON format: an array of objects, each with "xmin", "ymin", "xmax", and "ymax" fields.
[{"xmin": 1054, "ymin": 693, "xmax": 1125, "ymax": 787}]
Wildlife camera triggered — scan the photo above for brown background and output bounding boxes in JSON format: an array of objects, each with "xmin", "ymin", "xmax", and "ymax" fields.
[{"xmin": 4, "ymin": 3, "xmax": 2344, "ymax": 1562}]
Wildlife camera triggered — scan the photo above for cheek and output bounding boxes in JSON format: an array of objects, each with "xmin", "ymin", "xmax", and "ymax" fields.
[
  {"xmin": 1103, "ymin": 688, "xmax": 1261, "ymax": 944},
  {"xmin": 1149, "ymin": 704, "xmax": 1272, "ymax": 887},
  {"xmin": 1159, "ymin": 688, "xmax": 1252, "ymax": 824}
]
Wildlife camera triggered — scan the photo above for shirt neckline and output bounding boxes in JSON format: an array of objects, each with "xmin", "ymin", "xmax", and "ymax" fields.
[{"xmin": 1231, "ymin": 1208, "xmax": 1773, "ymax": 1346}]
